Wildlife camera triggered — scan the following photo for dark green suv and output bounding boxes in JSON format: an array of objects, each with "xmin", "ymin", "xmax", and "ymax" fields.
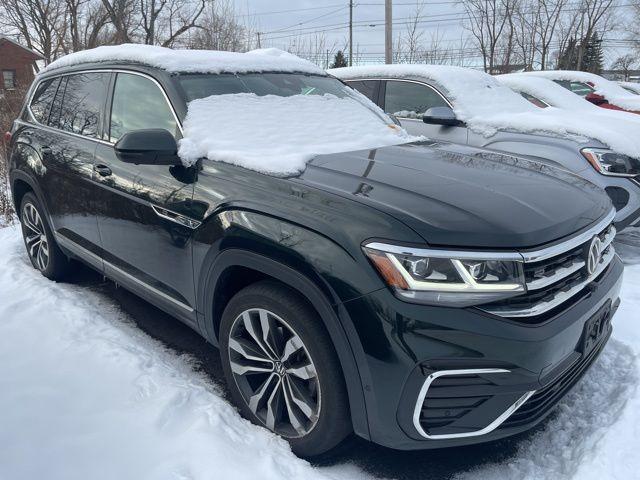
[{"xmin": 7, "ymin": 46, "xmax": 622, "ymax": 457}]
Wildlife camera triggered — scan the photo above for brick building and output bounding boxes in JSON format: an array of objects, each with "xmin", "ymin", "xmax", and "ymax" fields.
[{"xmin": 0, "ymin": 35, "xmax": 44, "ymax": 124}]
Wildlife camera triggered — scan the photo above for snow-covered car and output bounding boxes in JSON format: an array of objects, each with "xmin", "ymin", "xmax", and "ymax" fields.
[
  {"xmin": 6, "ymin": 45, "xmax": 623, "ymax": 457},
  {"xmin": 522, "ymin": 70, "xmax": 640, "ymax": 114},
  {"xmin": 619, "ymin": 81, "xmax": 640, "ymax": 95},
  {"xmin": 330, "ymin": 64, "xmax": 640, "ymax": 230}
]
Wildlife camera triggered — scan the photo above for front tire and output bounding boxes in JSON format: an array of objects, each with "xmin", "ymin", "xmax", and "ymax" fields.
[
  {"xmin": 219, "ymin": 280, "xmax": 351, "ymax": 457},
  {"xmin": 19, "ymin": 192, "xmax": 74, "ymax": 280}
]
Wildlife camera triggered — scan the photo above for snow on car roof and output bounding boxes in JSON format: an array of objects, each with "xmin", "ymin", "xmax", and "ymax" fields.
[
  {"xmin": 619, "ymin": 81, "xmax": 640, "ymax": 94},
  {"xmin": 331, "ymin": 64, "xmax": 640, "ymax": 160},
  {"xmin": 330, "ymin": 64, "xmax": 539, "ymax": 119},
  {"xmin": 497, "ymin": 73, "xmax": 600, "ymax": 111},
  {"xmin": 42, "ymin": 44, "xmax": 325, "ymax": 76},
  {"xmin": 523, "ymin": 70, "xmax": 640, "ymax": 112}
]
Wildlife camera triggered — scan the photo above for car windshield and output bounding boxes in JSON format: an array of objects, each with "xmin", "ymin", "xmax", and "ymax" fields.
[{"xmin": 177, "ymin": 72, "xmax": 352, "ymax": 101}]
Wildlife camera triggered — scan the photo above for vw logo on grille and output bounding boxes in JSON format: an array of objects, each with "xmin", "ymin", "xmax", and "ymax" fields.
[{"xmin": 586, "ymin": 236, "xmax": 603, "ymax": 275}]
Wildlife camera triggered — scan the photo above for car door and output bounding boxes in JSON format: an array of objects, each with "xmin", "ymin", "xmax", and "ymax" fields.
[
  {"xmin": 92, "ymin": 71, "xmax": 198, "ymax": 323},
  {"xmin": 25, "ymin": 72, "xmax": 110, "ymax": 268},
  {"xmin": 382, "ymin": 79, "xmax": 468, "ymax": 144}
]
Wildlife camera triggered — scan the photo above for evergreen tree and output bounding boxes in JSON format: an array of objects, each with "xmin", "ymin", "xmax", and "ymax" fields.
[
  {"xmin": 582, "ymin": 33, "xmax": 604, "ymax": 74},
  {"xmin": 330, "ymin": 50, "xmax": 348, "ymax": 69}
]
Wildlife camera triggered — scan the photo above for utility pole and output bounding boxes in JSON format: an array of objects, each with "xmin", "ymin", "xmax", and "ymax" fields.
[
  {"xmin": 385, "ymin": 0, "xmax": 392, "ymax": 64},
  {"xmin": 326, "ymin": 49, "xmax": 330, "ymax": 69},
  {"xmin": 256, "ymin": 32, "xmax": 262, "ymax": 49},
  {"xmin": 349, "ymin": 0, "xmax": 353, "ymax": 66}
]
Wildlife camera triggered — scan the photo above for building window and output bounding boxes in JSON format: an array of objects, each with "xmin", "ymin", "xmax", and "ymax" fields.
[{"xmin": 3, "ymin": 70, "xmax": 16, "ymax": 90}]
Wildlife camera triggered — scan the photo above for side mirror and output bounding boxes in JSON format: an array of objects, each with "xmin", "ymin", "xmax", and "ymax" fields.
[
  {"xmin": 585, "ymin": 92, "xmax": 607, "ymax": 106},
  {"xmin": 114, "ymin": 129, "xmax": 181, "ymax": 166},
  {"xmin": 422, "ymin": 106, "xmax": 462, "ymax": 127}
]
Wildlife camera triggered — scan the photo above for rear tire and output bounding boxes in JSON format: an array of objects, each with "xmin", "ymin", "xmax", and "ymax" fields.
[
  {"xmin": 219, "ymin": 280, "xmax": 352, "ymax": 457},
  {"xmin": 19, "ymin": 192, "xmax": 74, "ymax": 280}
]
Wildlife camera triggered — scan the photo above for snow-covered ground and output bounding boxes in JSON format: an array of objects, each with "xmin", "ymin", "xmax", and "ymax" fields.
[{"xmin": 0, "ymin": 224, "xmax": 639, "ymax": 480}]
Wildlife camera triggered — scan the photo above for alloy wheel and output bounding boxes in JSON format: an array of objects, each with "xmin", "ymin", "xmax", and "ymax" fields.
[
  {"xmin": 228, "ymin": 308, "xmax": 321, "ymax": 438},
  {"xmin": 22, "ymin": 203, "xmax": 49, "ymax": 271}
]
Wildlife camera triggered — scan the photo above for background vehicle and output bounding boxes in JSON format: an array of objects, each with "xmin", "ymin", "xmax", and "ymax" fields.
[
  {"xmin": 7, "ymin": 46, "xmax": 622, "ymax": 457},
  {"xmin": 523, "ymin": 70, "xmax": 640, "ymax": 114},
  {"xmin": 619, "ymin": 81, "xmax": 640, "ymax": 95},
  {"xmin": 331, "ymin": 64, "xmax": 640, "ymax": 230}
]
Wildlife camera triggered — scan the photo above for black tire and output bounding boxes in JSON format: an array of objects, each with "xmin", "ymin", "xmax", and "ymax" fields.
[
  {"xmin": 219, "ymin": 280, "xmax": 352, "ymax": 457},
  {"xmin": 19, "ymin": 192, "xmax": 74, "ymax": 280}
]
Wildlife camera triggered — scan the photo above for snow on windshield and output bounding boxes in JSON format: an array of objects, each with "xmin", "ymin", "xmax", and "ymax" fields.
[
  {"xmin": 178, "ymin": 92, "xmax": 417, "ymax": 175},
  {"xmin": 331, "ymin": 65, "xmax": 640, "ymax": 159},
  {"xmin": 42, "ymin": 44, "xmax": 325, "ymax": 75},
  {"xmin": 526, "ymin": 70, "xmax": 640, "ymax": 112}
]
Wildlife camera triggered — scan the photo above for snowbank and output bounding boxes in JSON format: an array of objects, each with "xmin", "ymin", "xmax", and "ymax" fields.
[
  {"xmin": 330, "ymin": 65, "xmax": 640, "ymax": 160},
  {"xmin": 42, "ymin": 44, "xmax": 324, "ymax": 76},
  {"xmin": 178, "ymin": 92, "xmax": 416, "ymax": 175},
  {"xmin": 1, "ymin": 224, "xmax": 640, "ymax": 479},
  {"xmin": 0, "ymin": 227, "xmax": 357, "ymax": 480},
  {"xmin": 525, "ymin": 70, "xmax": 640, "ymax": 112}
]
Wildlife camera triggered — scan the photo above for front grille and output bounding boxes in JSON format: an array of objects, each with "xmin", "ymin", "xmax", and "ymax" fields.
[{"xmin": 481, "ymin": 219, "xmax": 616, "ymax": 322}]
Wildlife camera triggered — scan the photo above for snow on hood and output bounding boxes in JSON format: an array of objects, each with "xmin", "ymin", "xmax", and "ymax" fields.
[
  {"xmin": 178, "ymin": 93, "xmax": 418, "ymax": 175},
  {"xmin": 524, "ymin": 70, "xmax": 640, "ymax": 112},
  {"xmin": 331, "ymin": 65, "xmax": 640, "ymax": 160},
  {"xmin": 42, "ymin": 44, "xmax": 324, "ymax": 75}
]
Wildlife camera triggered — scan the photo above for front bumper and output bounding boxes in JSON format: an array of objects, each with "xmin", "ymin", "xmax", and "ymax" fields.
[{"xmin": 340, "ymin": 254, "xmax": 623, "ymax": 450}]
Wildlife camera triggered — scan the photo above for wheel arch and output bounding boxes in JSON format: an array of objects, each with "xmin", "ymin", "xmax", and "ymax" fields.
[{"xmin": 199, "ymin": 248, "xmax": 371, "ymax": 440}]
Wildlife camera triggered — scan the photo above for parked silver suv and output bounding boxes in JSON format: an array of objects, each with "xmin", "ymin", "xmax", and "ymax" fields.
[{"xmin": 330, "ymin": 65, "xmax": 640, "ymax": 230}]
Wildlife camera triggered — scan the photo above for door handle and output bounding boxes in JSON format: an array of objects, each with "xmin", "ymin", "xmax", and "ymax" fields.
[{"xmin": 94, "ymin": 164, "xmax": 112, "ymax": 177}]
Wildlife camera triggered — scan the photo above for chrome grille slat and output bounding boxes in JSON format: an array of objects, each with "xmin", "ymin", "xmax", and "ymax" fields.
[
  {"xmin": 480, "ymin": 211, "xmax": 617, "ymax": 320},
  {"xmin": 483, "ymin": 247, "xmax": 615, "ymax": 318}
]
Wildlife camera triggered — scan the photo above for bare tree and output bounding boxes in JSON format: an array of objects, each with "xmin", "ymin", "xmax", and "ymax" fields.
[
  {"xmin": 612, "ymin": 54, "xmax": 638, "ymax": 80},
  {"xmin": 461, "ymin": 0, "xmax": 519, "ymax": 72},
  {"xmin": 535, "ymin": 0, "xmax": 567, "ymax": 69},
  {"xmin": 395, "ymin": 0, "xmax": 426, "ymax": 63},
  {"xmin": 188, "ymin": 0, "xmax": 254, "ymax": 51}
]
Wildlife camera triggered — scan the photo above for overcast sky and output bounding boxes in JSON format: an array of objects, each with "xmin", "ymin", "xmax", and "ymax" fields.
[
  {"xmin": 238, "ymin": 0, "xmax": 467, "ymax": 64},
  {"xmin": 237, "ymin": 0, "xmax": 630, "ymax": 68}
]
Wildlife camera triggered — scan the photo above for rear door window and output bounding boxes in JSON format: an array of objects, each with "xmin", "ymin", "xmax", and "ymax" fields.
[
  {"xmin": 384, "ymin": 80, "xmax": 449, "ymax": 118},
  {"xmin": 345, "ymin": 80, "xmax": 379, "ymax": 102},
  {"xmin": 109, "ymin": 73, "xmax": 179, "ymax": 143},
  {"xmin": 29, "ymin": 77, "xmax": 61, "ymax": 125},
  {"xmin": 53, "ymin": 72, "xmax": 110, "ymax": 138}
]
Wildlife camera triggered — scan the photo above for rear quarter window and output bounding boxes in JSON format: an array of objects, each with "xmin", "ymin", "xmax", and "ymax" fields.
[{"xmin": 29, "ymin": 77, "xmax": 61, "ymax": 124}]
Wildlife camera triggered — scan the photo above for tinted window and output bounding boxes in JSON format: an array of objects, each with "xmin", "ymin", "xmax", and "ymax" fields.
[
  {"xmin": 177, "ymin": 73, "xmax": 351, "ymax": 102},
  {"xmin": 110, "ymin": 73, "xmax": 179, "ymax": 142},
  {"xmin": 53, "ymin": 73, "xmax": 109, "ymax": 137},
  {"xmin": 30, "ymin": 77, "xmax": 61, "ymax": 124},
  {"xmin": 346, "ymin": 80, "xmax": 378, "ymax": 102},
  {"xmin": 384, "ymin": 80, "xmax": 449, "ymax": 118},
  {"xmin": 520, "ymin": 92, "xmax": 548, "ymax": 108},
  {"xmin": 554, "ymin": 80, "xmax": 595, "ymax": 97}
]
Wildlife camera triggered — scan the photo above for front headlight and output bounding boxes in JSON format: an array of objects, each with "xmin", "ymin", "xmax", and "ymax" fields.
[
  {"xmin": 363, "ymin": 243, "xmax": 525, "ymax": 307},
  {"xmin": 581, "ymin": 148, "xmax": 640, "ymax": 177}
]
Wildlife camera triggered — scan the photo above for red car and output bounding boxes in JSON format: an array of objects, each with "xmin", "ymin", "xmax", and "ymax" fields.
[{"xmin": 525, "ymin": 71, "xmax": 640, "ymax": 114}]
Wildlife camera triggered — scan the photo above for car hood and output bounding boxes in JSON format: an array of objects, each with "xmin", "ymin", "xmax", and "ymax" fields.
[{"xmin": 296, "ymin": 141, "xmax": 611, "ymax": 248}]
